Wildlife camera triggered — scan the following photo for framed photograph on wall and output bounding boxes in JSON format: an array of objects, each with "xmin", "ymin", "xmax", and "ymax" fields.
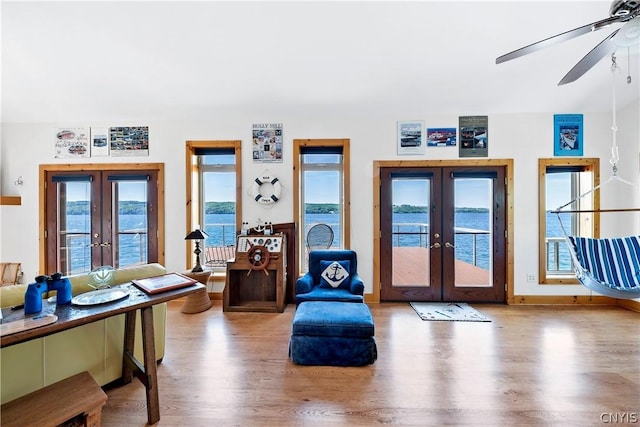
[
  {"xmin": 397, "ymin": 121, "xmax": 425, "ymax": 155},
  {"xmin": 553, "ymin": 114, "xmax": 583, "ymax": 156},
  {"xmin": 252, "ymin": 123, "xmax": 283, "ymax": 162},
  {"xmin": 459, "ymin": 116, "xmax": 488, "ymax": 157},
  {"xmin": 54, "ymin": 127, "xmax": 90, "ymax": 159},
  {"xmin": 427, "ymin": 127, "xmax": 457, "ymax": 147},
  {"xmin": 109, "ymin": 126, "xmax": 149, "ymax": 157},
  {"xmin": 91, "ymin": 127, "xmax": 109, "ymax": 157}
]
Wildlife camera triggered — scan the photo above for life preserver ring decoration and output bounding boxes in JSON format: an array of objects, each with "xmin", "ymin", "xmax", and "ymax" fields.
[{"xmin": 251, "ymin": 174, "xmax": 282, "ymax": 205}]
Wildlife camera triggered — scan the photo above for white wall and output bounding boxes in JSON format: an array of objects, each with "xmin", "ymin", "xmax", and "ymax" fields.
[{"xmin": 1, "ymin": 102, "xmax": 638, "ymax": 298}]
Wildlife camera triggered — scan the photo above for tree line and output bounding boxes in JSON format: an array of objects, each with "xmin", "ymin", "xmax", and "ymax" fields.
[{"xmin": 65, "ymin": 201, "xmax": 488, "ymax": 215}]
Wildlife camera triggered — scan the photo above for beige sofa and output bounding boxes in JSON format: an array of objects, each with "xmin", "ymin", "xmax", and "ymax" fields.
[{"xmin": 1, "ymin": 263, "xmax": 167, "ymax": 404}]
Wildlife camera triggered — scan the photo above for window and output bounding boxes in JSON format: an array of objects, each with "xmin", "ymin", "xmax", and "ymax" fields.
[
  {"xmin": 40, "ymin": 164, "xmax": 163, "ymax": 275},
  {"xmin": 293, "ymin": 139, "xmax": 350, "ymax": 273},
  {"xmin": 538, "ymin": 158, "xmax": 600, "ymax": 284},
  {"xmin": 186, "ymin": 141, "xmax": 242, "ymax": 271}
]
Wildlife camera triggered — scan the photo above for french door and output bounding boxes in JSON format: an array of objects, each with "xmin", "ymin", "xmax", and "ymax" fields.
[
  {"xmin": 380, "ymin": 166, "xmax": 506, "ymax": 302},
  {"xmin": 44, "ymin": 168, "xmax": 160, "ymax": 276}
]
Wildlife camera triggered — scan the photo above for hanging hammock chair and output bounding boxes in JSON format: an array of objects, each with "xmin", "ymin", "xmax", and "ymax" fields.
[
  {"xmin": 552, "ymin": 158, "xmax": 640, "ymax": 300},
  {"xmin": 561, "ymin": 230, "xmax": 640, "ymax": 299},
  {"xmin": 551, "ymin": 53, "xmax": 640, "ymax": 300}
]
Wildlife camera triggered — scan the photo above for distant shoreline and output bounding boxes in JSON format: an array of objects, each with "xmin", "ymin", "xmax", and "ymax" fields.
[{"xmin": 64, "ymin": 201, "xmax": 490, "ymax": 215}]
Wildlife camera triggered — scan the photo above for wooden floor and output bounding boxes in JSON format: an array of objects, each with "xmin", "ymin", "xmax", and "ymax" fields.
[{"xmin": 102, "ymin": 301, "xmax": 639, "ymax": 426}]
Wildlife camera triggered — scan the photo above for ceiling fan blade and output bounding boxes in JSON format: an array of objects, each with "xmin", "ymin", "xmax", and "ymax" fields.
[
  {"xmin": 557, "ymin": 29, "xmax": 619, "ymax": 85},
  {"xmin": 496, "ymin": 15, "xmax": 623, "ymax": 64}
]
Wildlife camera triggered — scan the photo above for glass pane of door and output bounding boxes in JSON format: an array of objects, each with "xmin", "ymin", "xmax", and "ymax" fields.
[
  {"xmin": 392, "ymin": 178, "xmax": 430, "ymax": 287},
  {"xmin": 113, "ymin": 180, "xmax": 148, "ymax": 268},
  {"xmin": 453, "ymin": 178, "xmax": 492, "ymax": 287},
  {"xmin": 57, "ymin": 181, "xmax": 92, "ymax": 275}
]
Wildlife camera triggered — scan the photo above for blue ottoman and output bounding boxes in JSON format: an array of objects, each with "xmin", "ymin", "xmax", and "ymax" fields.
[{"xmin": 289, "ymin": 301, "xmax": 377, "ymax": 366}]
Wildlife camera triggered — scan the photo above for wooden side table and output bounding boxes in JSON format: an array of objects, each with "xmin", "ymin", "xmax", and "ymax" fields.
[
  {"xmin": 223, "ymin": 234, "xmax": 287, "ymax": 313},
  {"xmin": 180, "ymin": 270, "xmax": 212, "ymax": 314}
]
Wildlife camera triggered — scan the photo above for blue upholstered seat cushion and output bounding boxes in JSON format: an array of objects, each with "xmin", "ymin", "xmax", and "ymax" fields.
[
  {"xmin": 319, "ymin": 260, "xmax": 350, "ymax": 289},
  {"xmin": 295, "ymin": 287, "xmax": 364, "ymax": 304},
  {"xmin": 292, "ymin": 301, "xmax": 374, "ymax": 338}
]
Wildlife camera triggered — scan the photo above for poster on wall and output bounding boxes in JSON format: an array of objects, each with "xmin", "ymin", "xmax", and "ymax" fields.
[
  {"xmin": 553, "ymin": 114, "xmax": 583, "ymax": 156},
  {"xmin": 54, "ymin": 127, "xmax": 90, "ymax": 158},
  {"xmin": 90, "ymin": 127, "xmax": 109, "ymax": 157},
  {"xmin": 459, "ymin": 116, "xmax": 488, "ymax": 158},
  {"xmin": 109, "ymin": 126, "xmax": 149, "ymax": 157},
  {"xmin": 397, "ymin": 121, "xmax": 425, "ymax": 155},
  {"xmin": 427, "ymin": 127, "xmax": 457, "ymax": 147},
  {"xmin": 252, "ymin": 123, "xmax": 283, "ymax": 162}
]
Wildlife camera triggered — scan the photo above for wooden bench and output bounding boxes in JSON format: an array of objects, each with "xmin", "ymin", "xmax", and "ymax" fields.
[{"xmin": 1, "ymin": 371, "xmax": 108, "ymax": 427}]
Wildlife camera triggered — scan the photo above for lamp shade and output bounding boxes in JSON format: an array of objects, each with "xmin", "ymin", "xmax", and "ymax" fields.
[{"xmin": 185, "ymin": 229, "xmax": 208, "ymax": 240}]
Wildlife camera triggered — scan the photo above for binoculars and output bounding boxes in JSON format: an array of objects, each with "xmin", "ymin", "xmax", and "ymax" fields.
[{"xmin": 24, "ymin": 273, "xmax": 72, "ymax": 315}]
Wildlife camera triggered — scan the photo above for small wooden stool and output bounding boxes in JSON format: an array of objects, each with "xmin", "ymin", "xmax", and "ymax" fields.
[
  {"xmin": 1, "ymin": 371, "xmax": 107, "ymax": 427},
  {"xmin": 180, "ymin": 270, "xmax": 213, "ymax": 314},
  {"xmin": 0, "ymin": 262, "xmax": 21, "ymax": 286}
]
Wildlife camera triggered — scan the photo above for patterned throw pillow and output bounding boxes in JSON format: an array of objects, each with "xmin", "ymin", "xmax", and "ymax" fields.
[{"xmin": 320, "ymin": 260, "xmax": 350, "ymax": 289}]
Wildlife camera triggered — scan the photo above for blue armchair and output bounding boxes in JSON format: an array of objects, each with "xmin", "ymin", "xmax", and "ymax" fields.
[{"xmin": 295, "ymin": 250, "xmax": 365, "ymax": 305}]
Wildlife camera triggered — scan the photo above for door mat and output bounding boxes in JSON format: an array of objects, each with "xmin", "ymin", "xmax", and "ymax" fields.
[{"xmin": 409, "ymin": 302, "xmax": 491, "ymax": 322}]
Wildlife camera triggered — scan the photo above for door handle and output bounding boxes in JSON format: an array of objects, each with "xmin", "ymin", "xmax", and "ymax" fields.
[
  {"xmin": 445, "ymin": 242, "xmax": 455, "ymax": 248},
  {"xmin": 430, "ymin": 242, "xmax": 441, "ymax": 249},
  {"xmin": 90, "ymin": 242, "xmax": 111, "ymax": 247}
]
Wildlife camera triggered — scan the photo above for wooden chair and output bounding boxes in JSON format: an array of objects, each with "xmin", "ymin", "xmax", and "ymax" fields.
[{"xmin": 0, "ymin": 263, "xmax": 21, "ymax": 286}]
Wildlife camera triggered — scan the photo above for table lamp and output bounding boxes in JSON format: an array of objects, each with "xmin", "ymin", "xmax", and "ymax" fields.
[{"xmin": 185, "ymin": 229, "xmax": 208, "ymax": 272}]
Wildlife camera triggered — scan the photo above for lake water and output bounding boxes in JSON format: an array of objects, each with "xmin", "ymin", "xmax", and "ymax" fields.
[{"xmin": 64, "ymin": 211, "xmax": 573, "ymax": 274}]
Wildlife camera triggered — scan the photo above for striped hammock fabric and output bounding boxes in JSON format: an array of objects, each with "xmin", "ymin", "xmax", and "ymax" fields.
[{"xmin": 567, "ymin": 235, "xmax": 640, "ymax": 298}]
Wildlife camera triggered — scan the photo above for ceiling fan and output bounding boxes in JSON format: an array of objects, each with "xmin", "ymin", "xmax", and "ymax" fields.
[{"xmin": 496, "ymin": 0, "xmax": 640, "ymax": 85}]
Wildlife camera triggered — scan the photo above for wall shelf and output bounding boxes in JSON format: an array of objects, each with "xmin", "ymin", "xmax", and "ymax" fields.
[{"xmin": 0, "ymin": 196, "xmax": 21, "ymax": 206}]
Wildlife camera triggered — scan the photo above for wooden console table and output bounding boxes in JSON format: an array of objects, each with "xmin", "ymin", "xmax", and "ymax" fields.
[{"xmin": 0, "ymin": 281, "xmax": 205, "ymax": 425}]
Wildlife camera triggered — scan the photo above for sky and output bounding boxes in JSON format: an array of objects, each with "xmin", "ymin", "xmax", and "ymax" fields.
[
  {"xmin": 546, "ymin": 173, "xmax": 572, "ymax": 209},
  {"xmin": 69, "ymin": 170, "xmax": 570, "ymax": 209},
  {"xmin": 204, "ymin": 171, "xmax": 342, "ymax": 204},
  {"xmin": 393, "ymin": 179, "xmax": 492, "ymax": 208},
  {"xmin": 67, "ymin": 181, "xmax": 146, "ymax": 202}
]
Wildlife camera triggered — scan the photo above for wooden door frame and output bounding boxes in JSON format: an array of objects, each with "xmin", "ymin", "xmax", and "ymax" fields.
[
  {"xmin": 39, "ymin": 163, "xmax": 165, "ymax": 274},
  {"xmin": 185, "ymin": 140, "xmax": 243, "ymax": 271},
  {"xmin": 371, "ymin": 159, "xmax": 514, "ymax": 304},
  {"xmin": 293, "ymin": 139, "xmax": 351, "ymax": 276}
]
